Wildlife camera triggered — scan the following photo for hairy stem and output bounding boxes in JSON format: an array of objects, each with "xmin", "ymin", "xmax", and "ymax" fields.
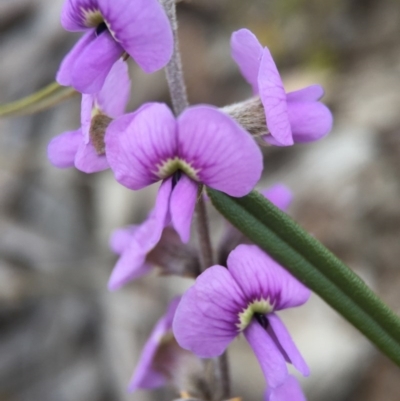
[
  {"xmin": 216, "ymin": 352, "xmax": 230, "ymax": 400},
  {"xmin": 162, "ymin": 0, "xmax": 189, "ymax": 114},
  {"xmin": 162, "ymin": 1, "xmax": 230, "ymax": 399},
  {"xmin": 196, "ymin": 186, "xmax": 214, "ymax": 272}
]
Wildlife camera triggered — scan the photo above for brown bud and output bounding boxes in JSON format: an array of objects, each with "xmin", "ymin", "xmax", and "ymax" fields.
[
  {"xmin": 221, "ymin": 96, "xmax": 268, "ymax": 138},
  {"xmin": 89, "ymin": 113, "xmax": 112, "ymax": 155}
]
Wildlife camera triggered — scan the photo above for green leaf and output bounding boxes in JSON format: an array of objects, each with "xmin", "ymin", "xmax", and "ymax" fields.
[
  {"xmin": 0, "ymin": 82, "xmax": 77, "ymax": 118},
  {"xmin": 207, "ymin": 188, "xmax": 400, "ymax": 366}
]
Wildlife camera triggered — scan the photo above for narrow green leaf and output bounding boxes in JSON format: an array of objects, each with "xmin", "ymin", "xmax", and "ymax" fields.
[
  {"xmin": 0, "ymin": 82, "xmax": 77, "ymax": 118},
  {"xmin": 207, "ymin": 188, "xmax": 400, "ymax": 367}
]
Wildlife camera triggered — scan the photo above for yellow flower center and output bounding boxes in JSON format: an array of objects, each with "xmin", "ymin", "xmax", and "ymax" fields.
[
  {"xmin": 237, "ymin": 298, "xmax": 273, "ymax": 331},
  {"xmin": 81, "ymin": 8, "xmax": 104, "ymax": 28},
  {"xmin": 155, "ymin": 157, "xmax": 200, "ymax": 181}
]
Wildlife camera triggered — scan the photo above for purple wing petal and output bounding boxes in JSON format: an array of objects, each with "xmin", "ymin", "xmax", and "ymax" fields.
[
  {"xmin": 287, "ymin": 101, "xmax": 333, "ymax": 143},
  {"xmin": 98, "ymin": 0, "xmax": 173, "ymax": 73},
  {"xmin": 265, "ymin": 375, "xmax": 307, "ymax": 401},
  {"xmin": 107, "ymin": 178, "xmax": 172, "ymax": 290},
  {"xmin": 74, "ymin": 141, "xmax": 109, "ymax": 173},
  {"xmin": 261, "ymin": 184, "xmax": 293, "ymax": 212},
  {"xmin": 129, "ymin": 297, "xmax": 181, "ymax": 391},
  {"xmin": 178, "ymin": 106, "xmax": 263, "ymax": 197},
  {"xmin": 258, "ymin": 48, "xmax": 293, "ymax": 146},
  {"xmin": 267, "ymin": 314, "xmax": 309, "ymax": 376},
  {"xmin": 170, "ymin": 175, "xmax": 198, "ymax": 244},
  {"xmin": 227, "ymin": 245, "xmax": 311, "ymax": 310},
  {"xmin": 286, "ymin": 85, "xmax": 324, "ymax": 102},
  {"xmin": 70, "ymin": 31, "xmax": 123, "ymax": 94},
  {"xmin": 105, "ymin": 103, "xmax": 177, "ymax": 191},
  {"xmin": 110, "ymin": 226, "xmax": 138, "ymax": 254},
  {"xmin": 57, "ymin": 31, "xmax": 95, "ymax": 87},
  {"xmin": 108, "ymin": 256, "xmax": 152, "ymax": 291},
  {"xmin": 231, "ymin": 29, "xmax": 263, "ymax": 94},
  {"xmin": 47, "ymin": 129, "xmax": 82, "ymax": 168},
  {"xmin": 96, "ymin": 58, "xmax": 131, "ymax": 118},
  {"xmin": 244, "ymin": 320, "xmax": 288, "ymax": 388},
  {"xmin": 173, "ymin": 265, "xmax": 246, "ymax": 358}
]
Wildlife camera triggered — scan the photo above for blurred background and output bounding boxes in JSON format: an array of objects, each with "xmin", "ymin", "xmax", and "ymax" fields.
[{"xmin": 1, "ymin": 0, "xmax": 400, "ymax": 400}]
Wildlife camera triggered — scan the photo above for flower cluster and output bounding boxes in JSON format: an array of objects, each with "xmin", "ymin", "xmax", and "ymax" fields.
[{"xmin": 49, "ymin": 1, "xmax": 334, "ymax": 400}]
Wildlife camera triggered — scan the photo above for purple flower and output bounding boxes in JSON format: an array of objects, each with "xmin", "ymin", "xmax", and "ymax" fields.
[
  {"xmin": 265, "ymin": 375, "xmax": 307, "ymax": 401},
  {"xmin": 48, "ymin": 59, "xmax": 130, "ymax": 173},
  {"xmin": 173, "ymin": 244, "xmax": 310, "ymax": 395},
  {"xmin": 231, "ymin": 28, "xmax": 333, "ymax": 146},
  {"xmin": 108, "ymin": 184, "xmax": 171, "ymax": 290},
  {"xmin": 105, "ymin": 103, "xmax": 263, "ymax": 244},
  {"xmin": 129, "ymin": 296, "xmax": 181, "ymax": 391},
  {"xmin": 109, "ymin": 184, "xmax": 285, "ymax": 291},
  {"xmin": 57, "ymin": 0, "xmax": 173, "ymax": 93}
]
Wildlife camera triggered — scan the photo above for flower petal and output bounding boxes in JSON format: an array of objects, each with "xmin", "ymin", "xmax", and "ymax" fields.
[
  {"xmin": 244, "ymin": 320, "xmax": 288, "ymax": 388},
  {"xmin": 261, "ymin": 184, "xmax": 292, "ymax": 212},
  {"xmin": 109, "ymin": 226, "xmax": 137, "ymax": 254},
  {"xmin": 98, "ymin": 0, "xmax": 173, "ymax": 73},
  {"xmin": 57, "ymin": 31, "xmax": 95, "ymax": 87},
  {"xmin": 231, "ymin": 29, "xmax": 263, "ymax": 94},
  {"xmin": 47, "ymin": 129, "xmax": 82, "ymax": 168},
  {"xmin": 258, "ymin": 48, "xmax": 293, "ymax": 146},
  {"xmin": 71, "ymin": 30, "xmax": 123, "ymax": 94},
  {"xmin": 107, "ymin": 178, "xmax": 172, "ymax": 290},
  {"xmin": 267, "ymin": 314, "xmax": 309, "ymax": 376},
  {"xmin": 96, "ymin": 58, "xmax": 130, "ymax": 118},
  {"xmin": 129, "ymin": 297, "xmax": 181, "ymax": 391},
  {"xmin": 287, "ymin": 101, "xmax": 333, "ymax": 143},
  {"xmin": 105, "ymin": 103, "xmax": 177, "ymax": 190},
  {"xmin": 178, "ymin": 106, "xmax": 263, "ymax": 197},
  {"xmin": 286, "ymin": 84, "xmax": 324, "ymax": 102},
  {"xmin": 265, "ymin": 375, "xmax": 307, "ymax": 401},
  {"xmin": 74, "ymin": 141, "xmax": 109, "ymax": 173},
  {"xmin": 170, "ymin": 175, "xmax": 198, "ymax": 244},
  {"xmin": 227, "ymin": 245, "xmax": 311, "ymax": 310},
  {"xmin": 173, "ymin": 265, "xmax": 246, "ymax": 358}
]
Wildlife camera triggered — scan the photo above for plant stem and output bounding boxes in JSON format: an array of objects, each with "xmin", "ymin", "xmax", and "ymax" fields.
[
  {"xmin": 217, "ymin": 352, "xmax": 230, "ymax": 400},
  {"xmin": 162, "ymin": 0, "xmax": 189, "ymax": 115},
  {"xmin": 162, "ymin": 1, "xmax": 230, "ymax": 399},
  {"xmin": 196, "ymin": 186, "xmax": 214, "ymax": 272}
]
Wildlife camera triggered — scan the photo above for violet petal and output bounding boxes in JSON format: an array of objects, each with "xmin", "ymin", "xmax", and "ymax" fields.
[
  {"xmin": 107, "ymin": 178, "xmax": 173, "ymax": 290},
  {"xmin": 258, "ymin": 47, "xmax": 293, "ymax": 146},
  {"xmin": 268, "ymin": 313, "xmax": 309, "ymax": 376},
  {"xmin": 96, "ymin": 58, "xmax": 130, "ymax": 118},
  {"xmin": 173, "ymin": 265, "xmax": 246, "ymax": 357},
  {"xmin": 106, "ymin": 103, "xmax": 177, "ymax": 190},
  {"xmin": 47, "ymin": 129, "xmax": 82, "ymax": 168},
  {"xmin": 74, "ymin": 141, "xmax": 109, "ymax": 173},
  {"xmin": 227, "ymin": 245, "xmax": 311, "ymax": 310},
  {"xmin": 98, "ymin": 0, "xmax": 173, "ymax": 73},
  {"xmin": 287, "ymin": 101, "xmax": 333, "ymax": 143},
  {"xmin": 129, "ymin": 297, "xmax": 181, "ymax": 391},
  {"xmin": 260, "ymin": 184, "xmax": 292, "ymax": 212},
  {"xmin": 177, "ymin": 106, "xmax": 263, "ymax": 197},
  {"xmin": 265, "ymin": 375, "xmax": 307, "ymax": 401},
  {"xmin": 231, "ymin": 28, "xmax": 263, "ymax": 94},
  {"xmin": 71, "ymin": 30, "xmax": 123, "ymax": 94},
  {"xmin": 170, "ymin": 175, "xmax": 198, "ymax": 244},
  {"xmin": 57, "ymin": 31, "xmax": 95, "ymax": 87},
  {"xmin": 244, "ymin": 320, "xmax": 288, "ymax": 388}
]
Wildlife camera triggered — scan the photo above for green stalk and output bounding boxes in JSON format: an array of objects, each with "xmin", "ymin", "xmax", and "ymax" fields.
[{"xmin": 207, "ymin": 188, "xmax": 400, "ymax": 366}]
